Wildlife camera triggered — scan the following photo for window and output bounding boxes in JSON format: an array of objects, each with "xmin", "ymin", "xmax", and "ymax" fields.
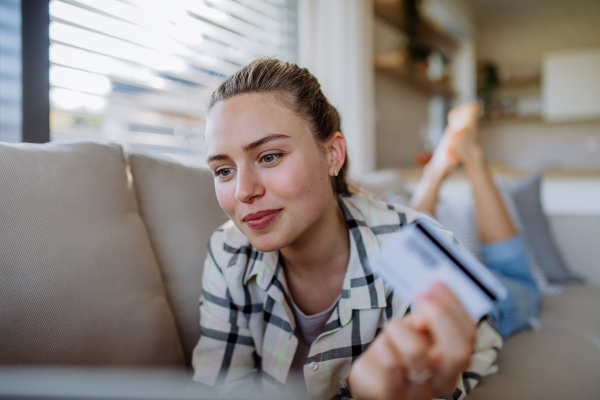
[
  {"xmin": 0, "ymin": 0, "xmax": 21, "ymax": 143},
  {"xmin": 49, "ymin": 0, "xmax": 297, "ymax": 157}
]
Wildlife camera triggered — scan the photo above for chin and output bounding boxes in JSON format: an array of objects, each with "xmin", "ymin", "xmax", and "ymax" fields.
[
  {"xmin": 245, "ymin": 233, "xmax": 288, "ymax": 253},
  {"xmin": 238, "ymin": 222, "xmax": 295, "ymax": 253}
]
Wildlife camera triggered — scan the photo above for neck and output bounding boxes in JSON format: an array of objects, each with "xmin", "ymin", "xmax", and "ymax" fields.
[
  {"xmin": 279, "ymin": 193, "xmax": 350, "ymax": 315},
  {"xmin": 280, "ymin": 194, "xmax": 349, "ymax": 276}
]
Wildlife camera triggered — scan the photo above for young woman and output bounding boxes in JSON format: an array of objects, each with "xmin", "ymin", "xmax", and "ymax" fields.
[
  {"xmin": 410, "ymin": 103, "xmax": 541, "ymax": 339},
  {"xmin": 192, "ymin": 58, "xmax": 502, "ymax": 400}
]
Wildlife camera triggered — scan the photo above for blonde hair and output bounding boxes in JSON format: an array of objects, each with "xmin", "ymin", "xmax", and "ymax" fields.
[{"xmin": 208, "ymin": 58, "xmax": 350, "ymax": 194}]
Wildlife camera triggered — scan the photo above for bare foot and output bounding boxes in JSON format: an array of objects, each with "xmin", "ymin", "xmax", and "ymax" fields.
[
  {"xmin": 427, "ymin": 127, "xmax": 460, "ymax": 178},
  {"xmin": 446, "ymin": 102, "xmax": 481, "ymax": 161},
  {"xmin": 425, "ymin": 102, "xmax": 482, "ymax": 176}
]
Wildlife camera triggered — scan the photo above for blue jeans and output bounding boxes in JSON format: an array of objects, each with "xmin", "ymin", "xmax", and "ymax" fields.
[{"xmin": 480, "ymin": 235, "xmax": 541, "ymax": 339}]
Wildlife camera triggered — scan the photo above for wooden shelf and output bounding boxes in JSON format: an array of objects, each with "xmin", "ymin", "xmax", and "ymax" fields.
[
  {"xmin": 479, "ymin": 115, "xmax": 543, "ymax": 124},
  {"xmin": 500, "ymin": 75, "xmax": 541, "ymax": 89},
  {"xmin": 375, "ymin": 54, "xmax": 454, "ymax": 98},
  {"xmin": 374, "ymin": 0, "xmax": 458, "ymax": 59}
]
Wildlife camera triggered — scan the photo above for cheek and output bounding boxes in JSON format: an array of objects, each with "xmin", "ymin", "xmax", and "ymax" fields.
[
  {"xmin": 268, "ymin": 154, "xmax": 330, "ymax": 203},
  {"xmin": 215, "ymin": 182, "xmax": 236, "ymax": 217}
]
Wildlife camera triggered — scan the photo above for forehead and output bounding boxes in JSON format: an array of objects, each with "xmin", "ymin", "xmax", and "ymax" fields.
[{"xmin": 204, "ymin": 93, "xmax": 310, "ymax": 148}]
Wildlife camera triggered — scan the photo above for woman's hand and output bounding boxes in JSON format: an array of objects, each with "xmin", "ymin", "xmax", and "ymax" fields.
[{"xmin": 348, "ymin": 282, "xmax": 477, "ymax": 400}]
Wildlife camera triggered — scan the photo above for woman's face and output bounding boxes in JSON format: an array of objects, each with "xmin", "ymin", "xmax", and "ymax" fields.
[{"xmin": 205, "ymin": 93, "xmax": 342, "ymax": 253}]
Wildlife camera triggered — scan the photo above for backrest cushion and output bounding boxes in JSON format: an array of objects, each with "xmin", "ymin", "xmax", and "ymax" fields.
[
  {"xmin": 0, "ymin": 141, "xmax": 185, "ymax": 367},
  {"xmin": 127, "ymin": 152, "xmax": 228, "ymax": 365}
]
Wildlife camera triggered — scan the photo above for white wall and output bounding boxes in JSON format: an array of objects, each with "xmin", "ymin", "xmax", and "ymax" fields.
[
  {"xmin": 543, "ymin": 48, "xmax": 600, "ymax": 122},
  {"xmin": 480, "ymin": 120, "xmax": 600, "ymax": 170},
  {"xmin": 476, "ymin": 0, "xmax": 600, "ymax": 68},
  {"xmin": 476, "ymin": 0, "xmax": 600, "ymax": 169},
  {"xmin": 297, "ymin": 0, "xmax": 376, "ymax": 176},
  {"xmin": 375, "ymin": 69, "xmax": 431, "ymax": 168}
]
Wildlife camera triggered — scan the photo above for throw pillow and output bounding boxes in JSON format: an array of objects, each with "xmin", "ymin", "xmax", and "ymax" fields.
[
  {"xmin": 504, "ymin": 172, "xmax": 584, "ymax": 284},
  {"xmin": 496, "ymin": 177, "xmax": 563, "ymax": 296}
]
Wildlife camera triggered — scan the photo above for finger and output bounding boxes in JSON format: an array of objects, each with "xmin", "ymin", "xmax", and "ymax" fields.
[
  {"xmin": 414, "ymin": 290, "xmax": 475, "ymax": 365},
  {"xmin": 431, "ymin": 282, "xmax": 474, "ymax": 328},
  {"xmin": 407, "ymin": 319, "xmax": 467, "ymax": 394},
  {"xmin": 371, "ymin": 329, "xmax": 404, "ymax": 371},
  {"xmin": 367, "ymin": 331, "xmax": 418, "ymax": 397},
  {"xmin": 432, "ymin": 283, "xmax": 478, "ymax": 356},
  {"xmin": 349, "ymin": 334, "xmax": 403, "ymax": 400},
  {"xmin": 382, "ymin": 320, "xmax": 438, "ymax": 400},
  {"xmin": 385, "ymin": 319, "xmax": 433, "ymax": 373},
  {"xmin": 409, "ymin": 283, "xmax": 474, "ymax": 343},
  {"xmin": 409, "ymin": 292, "xmax": 475, "ymax": 389}
]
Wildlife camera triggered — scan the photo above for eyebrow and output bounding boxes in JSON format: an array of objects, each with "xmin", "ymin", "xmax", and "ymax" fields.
[{"xmin": 206, "ymin": 134, "xmax": 290, "ymax": 164}]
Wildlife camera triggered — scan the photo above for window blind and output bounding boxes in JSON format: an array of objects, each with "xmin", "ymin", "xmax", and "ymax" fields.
[
  {"xmin": 0, "ymin": 0, "xmax": 21, "ymax": 143},
  {"xmin": 49, "ymin": 0, "xmax": 297, "ymax": 154}
]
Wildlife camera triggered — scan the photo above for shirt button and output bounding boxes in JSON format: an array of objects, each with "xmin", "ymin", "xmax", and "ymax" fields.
[{"xmin": 310, "ymin": 362, "xmax": 318, "ymax": 371}]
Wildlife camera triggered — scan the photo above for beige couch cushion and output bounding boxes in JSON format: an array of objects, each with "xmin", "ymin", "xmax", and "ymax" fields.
[
  {"xmin": 469, "ymin": 329, "xmax": 600, "ymax": 399},
  {"xmin": 539, "ymin": 285, "xmax": 600, "ymax": 349},
  {"xmin": 0, "ymin": 141, "xmax": 185, "ymax": 366},
  {"xmin": 128, "ymin": 152, "xmax": 228, "ymax": 365}
]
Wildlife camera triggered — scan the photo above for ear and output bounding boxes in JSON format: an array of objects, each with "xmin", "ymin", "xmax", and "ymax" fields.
[{"xmin": 327, "ymin": 131, "xmax": 346, "ymax": 176}]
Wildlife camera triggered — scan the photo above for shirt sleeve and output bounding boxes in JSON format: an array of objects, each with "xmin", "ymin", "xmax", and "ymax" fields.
[{"xmin": 191, "ymin": 239, "xmax": 260, "ymax": 394}]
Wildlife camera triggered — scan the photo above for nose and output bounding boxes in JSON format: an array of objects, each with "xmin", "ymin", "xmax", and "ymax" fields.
[{"xmin": 235, "ymin": 165, "xmax": 264, "ymax": 204}]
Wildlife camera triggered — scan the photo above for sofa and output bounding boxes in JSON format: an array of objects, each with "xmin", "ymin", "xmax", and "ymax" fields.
[{"xmin": 1, "ymin": 140, "xmax": 599, "ymax": 399}]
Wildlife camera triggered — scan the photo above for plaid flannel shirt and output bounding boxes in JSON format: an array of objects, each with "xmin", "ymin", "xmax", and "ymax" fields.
[{"xmin": 192, "ymin": 194, "xmax": 503, "ymax": 399}]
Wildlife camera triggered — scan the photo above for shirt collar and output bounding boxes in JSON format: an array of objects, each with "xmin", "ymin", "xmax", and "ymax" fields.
[
  {"xmin": 242, "ymin": 194, "xmax": 388, "ymax": 325},
  {"xmin": 336, "ymin": 195, "xmax": 388, "ymax": 325}
]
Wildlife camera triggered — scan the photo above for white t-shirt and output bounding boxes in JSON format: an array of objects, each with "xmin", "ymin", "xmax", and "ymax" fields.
[{"xmin": 289, "ymin": 294, "xmax": 341, "ymax": 371}]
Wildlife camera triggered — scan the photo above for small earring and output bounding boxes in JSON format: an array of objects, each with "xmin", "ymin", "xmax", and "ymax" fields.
[{"xmin": 334, "ymin": 170, "xmax": 338, "ymax": 177}]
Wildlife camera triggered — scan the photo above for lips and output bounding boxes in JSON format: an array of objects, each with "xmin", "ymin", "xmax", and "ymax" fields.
[{"xmin": 242, "ymin": 209, "xmax": 282, "ymax": 230}]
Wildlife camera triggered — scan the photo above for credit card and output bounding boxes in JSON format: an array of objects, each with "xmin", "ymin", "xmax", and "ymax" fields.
[{"xmin": 374, "ymin": 218, "xmax": 507, "ymax": 321}]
